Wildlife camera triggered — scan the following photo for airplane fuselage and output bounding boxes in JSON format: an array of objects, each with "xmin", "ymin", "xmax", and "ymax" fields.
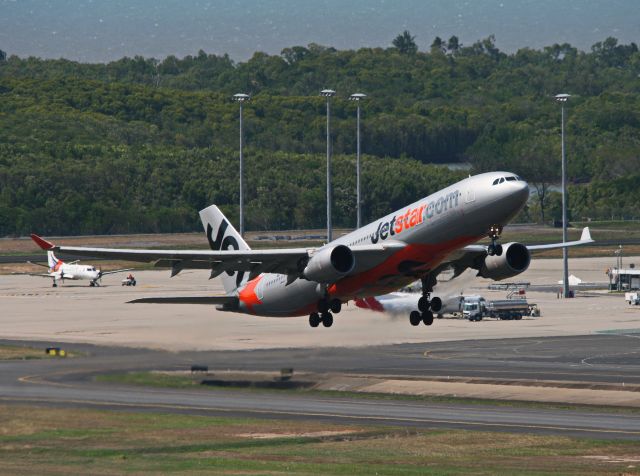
[
  {"xmin": 234, "ymin": 171, "xmax": 529, "ymax": 317},
  {"xmin": 51, "ymin": 263, "xmax": 100, "ymax": 283}
]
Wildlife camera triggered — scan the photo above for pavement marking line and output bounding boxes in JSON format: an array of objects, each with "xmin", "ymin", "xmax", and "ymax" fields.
[{"xmin": 0, "ymin": 396, "xmax": 638, "ymax": 437}]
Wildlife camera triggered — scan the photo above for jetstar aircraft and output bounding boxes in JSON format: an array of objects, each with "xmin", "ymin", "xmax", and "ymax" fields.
[
  {"xmin": 31, "ymin": 171, "xmax": 592, "ymax": 327},
  {"xmin": 26, "ymin": 250, "xmax": 133, "ymax": 287}
]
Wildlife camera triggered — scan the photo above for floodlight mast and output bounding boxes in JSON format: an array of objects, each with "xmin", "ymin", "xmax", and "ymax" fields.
[
  {"xmin": 555, "ymin": 93, "xmax": 571, "ymax": 297},
  {"xmin": 232, "ymin": 93, "xmax": 251, "ymax": 237},
  {"xmin": 321, "ymin": 89, "xmax": 336, "ymax": 242},
  {"xmin": 349, "ymin": 93, "xmax": 367, "ymax": 229}
]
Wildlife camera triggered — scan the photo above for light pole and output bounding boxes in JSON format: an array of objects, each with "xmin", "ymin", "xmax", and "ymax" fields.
[
  {"xmin": 555, "ymin": 93, "xmax": 571, "ymax": 297},
  {"xmin": 321, "ymin": 89, "xmax": 336, "ymax": 242},
  {"xmin": 615, "ymin": 245, "xmax": 623, "ymax": 291},
  {"xmin": 232, "ymin": 93, "xmax": 250, "ymax": 237},
  {"xmin": 349, "ymin": 93, "xmax": 367, "ymax": 229}
]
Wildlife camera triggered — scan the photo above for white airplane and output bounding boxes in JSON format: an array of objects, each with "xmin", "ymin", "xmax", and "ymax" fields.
[
  {"xmin": 26, "ymin": 250, "xmax": 133, "ymax": 287},
  {"xmin": 355, "ymin": 291, "xmax": 467, "ymax": 318},
  {"xmin": 31, "ymin": 171, "xmax": 592, "ymax": 327}
]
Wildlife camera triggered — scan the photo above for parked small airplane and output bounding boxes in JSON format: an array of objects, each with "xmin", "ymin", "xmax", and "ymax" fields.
[
  {"xmin": 31, "ymin": 171, "xmax": 593, "ymax": 326},
  {"xmin": 26, "ymin": 250, "xmax": 133, "ymax": 287}
]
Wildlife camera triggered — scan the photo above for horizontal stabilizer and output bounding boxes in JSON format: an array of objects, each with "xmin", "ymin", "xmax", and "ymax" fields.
[{"xmin": 128, "ymin": 296, "xmax": 239, "ymax": 307}]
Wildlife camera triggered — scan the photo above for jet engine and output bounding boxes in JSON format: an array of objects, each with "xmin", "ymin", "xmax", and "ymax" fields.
[
  {"xmin": 303, "ymin": 245, "xmax": 355, "ymax": 283},
  {"xmin": 478, "ymin": 242, "xmax": 530, "ymax": 281}
]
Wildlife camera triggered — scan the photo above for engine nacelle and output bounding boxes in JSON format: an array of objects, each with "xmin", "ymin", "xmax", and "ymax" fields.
[
  {"xmin": 303, "ymin": 245, "xmax": 355, "ymax": 283},
  {"xmin": 479, "ymin": 242, "xmax": 531, "ymax": 281}
]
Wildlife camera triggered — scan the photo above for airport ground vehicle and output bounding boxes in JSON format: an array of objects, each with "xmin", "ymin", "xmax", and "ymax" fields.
[
  {"xmin": 122, "ymin": 276, "xmax": 137, "ymax": 286},
  {"xmin": 462, "ymin": 296, "xmax": 536, "ymax": 321},
  {"xmin": 625, "ymin": 292, "xmax": 640, "ymax": 305}
]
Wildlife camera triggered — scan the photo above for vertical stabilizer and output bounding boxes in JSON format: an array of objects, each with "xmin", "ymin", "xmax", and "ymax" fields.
[{"xmin": 199, "ymin": 205, "xmax": 251, "ymax": 294}]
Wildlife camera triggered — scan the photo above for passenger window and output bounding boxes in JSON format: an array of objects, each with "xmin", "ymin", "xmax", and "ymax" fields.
[{"xmin": 492, "ymin": 179, "xmax": 499, "ymax": 185}]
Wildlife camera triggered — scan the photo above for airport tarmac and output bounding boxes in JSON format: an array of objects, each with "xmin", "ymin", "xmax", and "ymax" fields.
[
  {"xmin": 1, "ymin": 255, "xmax": 637, "ymax": 351},
  {"xmin": 2, "ymin": 255, "xmax": 640, "ymax": 439}
]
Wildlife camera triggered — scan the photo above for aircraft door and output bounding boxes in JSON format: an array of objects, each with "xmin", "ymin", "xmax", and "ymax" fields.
[{"xmin": 465, "ymin": 189, "xmax": 476, "ymax": 203}]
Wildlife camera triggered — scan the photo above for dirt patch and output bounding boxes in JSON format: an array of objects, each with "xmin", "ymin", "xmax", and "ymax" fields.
[{"xmin": 237, "ymin": 430, "xmax": 360, "ymax": 439}]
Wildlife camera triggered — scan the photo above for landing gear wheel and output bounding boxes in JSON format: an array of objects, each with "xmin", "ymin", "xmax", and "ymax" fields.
[
  {"xmin": 329, "ymin": 299, "xmax": 342, "ymax": 314},
  {"xmin": 422, "ymin": 310, "xmax": 434, "ymax": 326},
  {"xmin": 309, "ymin": 313, "xmax": 321, "ymax": 328},
  {"xmin": 410, "ymin": 311, "xmax": 422, "ymax": 326},
  {"xmin": 321, "ymin": 312, "xmax": 333, "ymax": 328},
  {"xmin": 52, "ymin": 282, "xmax": 57, "ymax": 288},
  {"xmin": 89, "ymin": 281, "xmax": 95, "ymax": 287},
  {"xmin": 418, "ymin": 296, "xmax": 430, "ymax": 313}
]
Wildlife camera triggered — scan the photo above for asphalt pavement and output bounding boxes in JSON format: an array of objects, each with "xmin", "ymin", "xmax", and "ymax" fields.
[{"xmin": 1, "ymin": 335, "xmax": 640, "ymax": 440}]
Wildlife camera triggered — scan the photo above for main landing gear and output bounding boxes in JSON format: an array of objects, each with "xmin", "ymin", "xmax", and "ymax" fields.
[
  {"xmin": 409, "ymin": 275, "xmax": 442, "ymax": 327},
  {"xmin": 487, "ymin": 224, "xmax": 504, "ymax": 256},
  {"xmin": 309, "ymin": 297, "xmax": 341, "ymax": 328}
]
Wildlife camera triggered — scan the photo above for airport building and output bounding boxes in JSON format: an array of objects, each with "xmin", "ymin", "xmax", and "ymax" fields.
[{"xmin": 608, "ymin": 268, "xmax": 640, "ymax": 290}]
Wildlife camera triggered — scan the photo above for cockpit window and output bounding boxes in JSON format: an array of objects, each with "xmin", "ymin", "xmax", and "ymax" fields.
[
  {"xmin": 492, "ymin": 178, "xmax": 499, "ymax": 185},
  {"xmin": 499, "ymin": 177, "xmax": 505, "ymax": 184},
  {"xmin": 506, "ymin": 176, "xmax": 517, "ymax": 181}
]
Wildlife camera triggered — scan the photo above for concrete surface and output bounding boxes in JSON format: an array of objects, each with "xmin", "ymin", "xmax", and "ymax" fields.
[{"xmin": 1, "ymin": 256, "xmax": 639, "ymax": 351}]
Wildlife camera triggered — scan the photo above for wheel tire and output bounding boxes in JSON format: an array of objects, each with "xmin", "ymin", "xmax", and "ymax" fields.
[
  {"xmin": 495, "ymin": 244, "xmax": 503, "ymax": 256},
  {"xmin": 309, "ymin": 313, "xmax": 321, "ymax": 327},
  {"xmin": 437, "ymin": 314, "xmax": 444, "ymax": 319},
  {"xmin": 487, "ymin": 244, "xmax": 495, "ymax": 256},
  {"xmin": 321, "ymin": 312, "xmax": 333, "ymax": 328},
  {"xmin": 418, "ymin": 296, "xmax": 430, "ymax": 312},
  {"xmin": 423, "ymin": 311, "xmax": 434, "ymax": 326},
  {"xmin": 329, "ymin": 299, "xmax": 342, "ymax": 314},
  {"xmin": 409, "ymin": 311, "xmax": 421, "ymax": 326},
  {"xmin": 317, "ymin": 299, "xmax": 329, "ymax": 313},
  {"xmin": 430, "ymin": 297, "xmax": 442, "ymax": 312},
  {"xmin": 132, "ymin": 281, "xmax": 136, "ymax": 286}
]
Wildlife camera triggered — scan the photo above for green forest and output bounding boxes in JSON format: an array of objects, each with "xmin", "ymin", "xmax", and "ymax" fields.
[{"xmin": 1, "ymin": 34, "xmax": 639, "ymax": 236}]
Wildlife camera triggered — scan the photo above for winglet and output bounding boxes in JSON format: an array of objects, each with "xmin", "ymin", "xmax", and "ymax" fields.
[
  {"xmin": 30, "ymin": 234, "xmax": 55, "ymax": 250},
  {"xmin": 581, "ymin": 227, "xmax": 592, "ymax": 242}
]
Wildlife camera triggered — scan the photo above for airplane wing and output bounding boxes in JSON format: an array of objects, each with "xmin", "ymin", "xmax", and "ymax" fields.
[
  {"xmin": 434, "ymin": 227, "xmax": 594, "ymax": 279},
  {"xmin": 526, "ymin": 227, "xmax": 593, "ymax": 250},
  {"xmin": 99, "ymin": 268, "xmax": 136, "ymax": 276},
  {"xmin": 31, "ymin": 234, "xmax": 404, "ymax": 279}
]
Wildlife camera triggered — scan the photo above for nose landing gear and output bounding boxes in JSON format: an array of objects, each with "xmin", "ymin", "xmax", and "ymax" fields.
[{"xmin": 487, "ymin": 224, "xmax": 503, "ymax": 256}]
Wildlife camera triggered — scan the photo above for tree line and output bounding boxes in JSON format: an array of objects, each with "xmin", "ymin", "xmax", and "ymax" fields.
[{"xmin": 1, "ymin": 34, "xmax": 639, "ymax": 235}]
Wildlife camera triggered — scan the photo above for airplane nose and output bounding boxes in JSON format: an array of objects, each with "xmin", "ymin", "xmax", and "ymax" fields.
[{"xmin": 512, "ymin": 180, "xmax": 529, "ymax": 206}]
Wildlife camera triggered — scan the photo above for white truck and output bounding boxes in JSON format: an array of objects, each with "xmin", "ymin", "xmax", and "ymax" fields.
[{"xmin": 462, "ymin": 296, "xmax": 537, "ymax": 322}]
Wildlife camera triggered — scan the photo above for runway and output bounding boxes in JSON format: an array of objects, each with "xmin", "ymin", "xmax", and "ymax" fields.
[{"xmin": 1, "ymin": 335, "xmax": 639, "ymax": 440}]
